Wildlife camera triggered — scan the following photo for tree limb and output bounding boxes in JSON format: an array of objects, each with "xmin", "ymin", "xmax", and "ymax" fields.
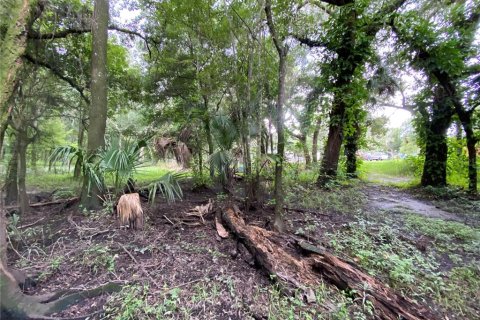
[
  {"xmin": 22, "ymin": 53, "xmax": 90, "ymax": 104},
  {"xmin": 265, "ymin": 0, "xmax": 285, "ymax": 56},
  {"xmin": 293, "ymin": 35, "xmax": 326, "ymax": 48}
]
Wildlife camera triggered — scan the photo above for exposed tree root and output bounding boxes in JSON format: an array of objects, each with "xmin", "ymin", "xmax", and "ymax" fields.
[
  {"xmin": 1, "ymin": 263, "xmax": 122, "ymax": 320},
  {"xmin": 222, "ymin": 206, "xmax": 438, "ymax": 320}
]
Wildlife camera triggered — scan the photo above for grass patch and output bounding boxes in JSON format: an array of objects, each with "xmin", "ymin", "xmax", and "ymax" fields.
[
  {"xmin": 358, "ymin": 159, "xmax": 418, "ymax": 186},
  {"xmin": 26, "ymin": 172, "xmax": 80, "ymax": 191}
]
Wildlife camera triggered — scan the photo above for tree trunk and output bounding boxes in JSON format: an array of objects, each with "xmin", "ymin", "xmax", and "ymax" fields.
[
  {"xmin": 0, "ymin": 0, "xmax": 36, "ymax": 113},
  {"xmin": 4, "ymin": 139, "xmax": 19, "ymax": 205},
  {"xmin": 222, "ymin": 206, "xmax": 438, "ymax": 320},
  {"xmin": 73, "ymin": 115, "xmax": 85, "ymax": 179},
  {"xmin": 457, "ymin": 111, "xmax": 478, "ymax": 194},
  {"xmin": 465, "ymin": 135, "xmax": 477, "ymax": 194},
  {"xmin": 81, "ymin": 0, "xmax": 109, "ymax": 209},
  {"xmin": 420, "ymin": 89, "xmax": 452, "ymax": 188},
  {"xmin": 312, "ymin": 118, "xmax": 321, "ymax": 163},
  {"xmin": 301, "ymin": 135, "xmax": 311, "ymax": 166},
  {"xmin": 294, "ymin": 134, "xmax": 311, "ymax": 167},
  {"xmin": 202, "ymin": 96, "xmax": 215, "ymax": 178},
  {"xmin": 273, "ymin": 54, "xmax": 287, "ymax": 232},
  {"xmin": 345, "ymin": 122, "xmax": 360, "ymax": 178},
  {"xmin": 204, "ymin": 117, "xmax": 214, "ymax": 178},
  {"xmin": 17, "ymin": 129, "xmax": 29, "ymax": 214},
  {"xmin": 318, "ymin": 95, "xmax": 347, "ymax": 185},
  {"xmin": 0, "ymin": 116, "xmax": 11, "ymax": 160}
]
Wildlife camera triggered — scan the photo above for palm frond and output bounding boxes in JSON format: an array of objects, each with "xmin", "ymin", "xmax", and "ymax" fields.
[
  {"xmin": 48, "ymin": 146, "xmax": 83, "ymax": 171},
  {"xmin": 99, "ymin": 140, "xmax": 146, "ymax": 192},
  {"xmin": 148, "ymin": 171, "xmax": 186, "ymax": 204},
  {"xmin": 209, "ymin": 150, "xmax": 233, "ymax": 183},
  {"xmin": 82, "ymin": 160, "xmax": 105, "ymax": 194},
  {"xmin": 212, "ymin": 115, "xmax": 238, "ymax": 150}
]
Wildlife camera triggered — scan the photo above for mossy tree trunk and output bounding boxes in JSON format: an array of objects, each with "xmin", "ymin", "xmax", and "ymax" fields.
[{"xmin": 420, "ymin": 87, "xmax": 453, "ymax": 187}]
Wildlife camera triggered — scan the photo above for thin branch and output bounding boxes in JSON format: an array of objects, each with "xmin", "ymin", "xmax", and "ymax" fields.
[
  {"xmin": 22, "ymin": 53, "xmax": 90, "ymax": 104},
  {"xmin": 264, "ymin": 0, "xmax": 284, "ymax": 56}
]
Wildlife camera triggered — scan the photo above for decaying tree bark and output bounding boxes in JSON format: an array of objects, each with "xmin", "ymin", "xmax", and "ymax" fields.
[{"xmin": 222, "ymin": 206, "xmax": 438, "ymax": 320}]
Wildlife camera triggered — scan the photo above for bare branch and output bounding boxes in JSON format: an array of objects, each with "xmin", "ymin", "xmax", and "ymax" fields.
[{"xmin": 22, "ymin": 53, "xmax": 90, "ymax": 104}]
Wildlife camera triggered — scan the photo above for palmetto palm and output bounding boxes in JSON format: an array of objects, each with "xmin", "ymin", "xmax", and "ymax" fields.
[
  {"xmin": 49, "ymin": 140, "xmax": 184, "ymax": 204},
  {"xmin": 209, "ymin": 115, "xmax": 239, "ymax": 188}
]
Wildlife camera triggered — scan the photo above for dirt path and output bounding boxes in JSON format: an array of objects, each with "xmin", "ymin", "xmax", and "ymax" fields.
[{"xmin": 364, "ymin": 184, "xmax": 464, "ymax": 222}]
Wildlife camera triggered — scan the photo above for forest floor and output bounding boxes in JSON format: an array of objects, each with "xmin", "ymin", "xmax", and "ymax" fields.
[{"xmin": 5, "ymin": 179, "xmax": 480, "ymax": 319}]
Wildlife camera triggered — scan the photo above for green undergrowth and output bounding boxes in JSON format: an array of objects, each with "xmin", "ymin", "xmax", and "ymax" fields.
[
  {"xmin": 325, "ymin": 215, "xmax": 479, "ymax": 318},
  {"xmin": 404, "ymin": 214, "xmax": 480, "ymax": 253},
  {"xmin": 103, "ymin": 278, "xmax": 374, "ymax": 320},
  {"xmin": 285, "ymin": 181, "xmax": 367, "ymax": 215}
]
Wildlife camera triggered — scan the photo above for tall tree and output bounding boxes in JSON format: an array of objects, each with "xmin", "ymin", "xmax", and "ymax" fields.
[
  {"xmin": 297, "ymin": 0, "xmax": 407, "ymax": 185},
  {"xmin": 264, "ymin": 0, "xmax": 292, "ymax": 232},
  {"xmin": 391, "ymin": 0, "xmax": 480, "ymax": 191},
  {"xmin": 0, "ymin": 0, "xmax": 44, "ymax": 160},
  {"xmin": 81, "ymin": 0, "xmax": 109, "ymax": 208}
]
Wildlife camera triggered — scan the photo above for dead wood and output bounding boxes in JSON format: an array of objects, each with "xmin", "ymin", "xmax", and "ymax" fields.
[
  {"xmin": 185, "ymin": 199, "xmax": 214, "ymax": 224},
  {"xmin": 215, "ymin": 209, "xmax": 229, "ymax": 238},
  {"xmin": 18, "ymin": 217, "xmax": 46, "ymax": 229},
  {"xmin": 222, "ymin": 206, "xmax": 438, "ymax": 320},
  {"xmin": 5, "ymin": 198, "xmax": 78, "ymax": 210}
]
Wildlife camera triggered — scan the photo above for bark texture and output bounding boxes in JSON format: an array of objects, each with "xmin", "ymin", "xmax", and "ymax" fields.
[
  {"xmin": 81, "ymin": 0, "xmax": 109, "ymax": 208},
  {"xmin": 265, "ymin": 0, "xmax": 288, "ymax": 232},
  {"xmin": 222, "ymin": 206, "xmax": 438, "ymax": 320}
]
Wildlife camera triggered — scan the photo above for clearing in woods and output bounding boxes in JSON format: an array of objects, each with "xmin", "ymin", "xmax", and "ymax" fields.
[{"xmin": 5, "ymin": 179, "xmax": 479, "ymax": 319}]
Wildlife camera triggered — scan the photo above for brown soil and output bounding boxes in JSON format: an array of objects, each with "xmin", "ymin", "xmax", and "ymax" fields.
[
  {"xmin": 7, "ymin": 186, "xmax": 277, "ymax": 319},
  {"xmin": 6, "ymin": 182, "xmax": 479, "ymax": 319}
]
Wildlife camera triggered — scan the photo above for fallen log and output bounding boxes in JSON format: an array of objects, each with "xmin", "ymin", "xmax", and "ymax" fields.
[
  {"xmin": 5, "ymin": 198, "xmax": 79, "ymax": 210},
  {"xmin": 222, "ymin": 206, "xmax": 438, "ymax": 320}
]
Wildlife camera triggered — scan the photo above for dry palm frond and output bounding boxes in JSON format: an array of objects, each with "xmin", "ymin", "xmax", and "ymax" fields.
[
  {"xmin": 116, "ymin": 193, "xmax": 144, "ymax": 230},
  {"xmin": 185, "ymin": 199, "xmax": 214, "ymax": 224}
]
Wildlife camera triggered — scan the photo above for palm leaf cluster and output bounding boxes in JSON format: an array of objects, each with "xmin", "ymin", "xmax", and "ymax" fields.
[{"xmin": 49, "ymin": 139, "xmax": 184, "ymax": 204}]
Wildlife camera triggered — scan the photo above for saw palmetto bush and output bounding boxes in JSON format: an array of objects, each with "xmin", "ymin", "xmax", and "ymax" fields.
[
  {"xmin": 209, "ymin": 115, "xmax": 239, "ymax": 189},
  {"xmin": 49, "ymin": 139, "xmax": 184, "ymax": 204}
]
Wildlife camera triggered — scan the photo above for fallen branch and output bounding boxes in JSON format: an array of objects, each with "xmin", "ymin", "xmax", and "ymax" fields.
[
  {"xmin": 215, "ymin": 209, "xmax": 229, "ymax": 238},
  {"xmin": 222, "ymin": 206, "xmax": 437, "ymax": 320},
  {"xmin": 163, "ymin": 215, "xmax": 175, "ymax": 225},
  {"xmin": 185, "ymin": 199, "xmax": 214, "ymax": 224},
  {"xmin": 119, "ymin": 243, "xmax": 156, "ymax": 285},
  {"xmin": 18, "ymin": 217, "xmax": 46, "ymax": 229},
  {"xmin": 5, "ymin": 197, "xmax": 79, "ymax": 210}
]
